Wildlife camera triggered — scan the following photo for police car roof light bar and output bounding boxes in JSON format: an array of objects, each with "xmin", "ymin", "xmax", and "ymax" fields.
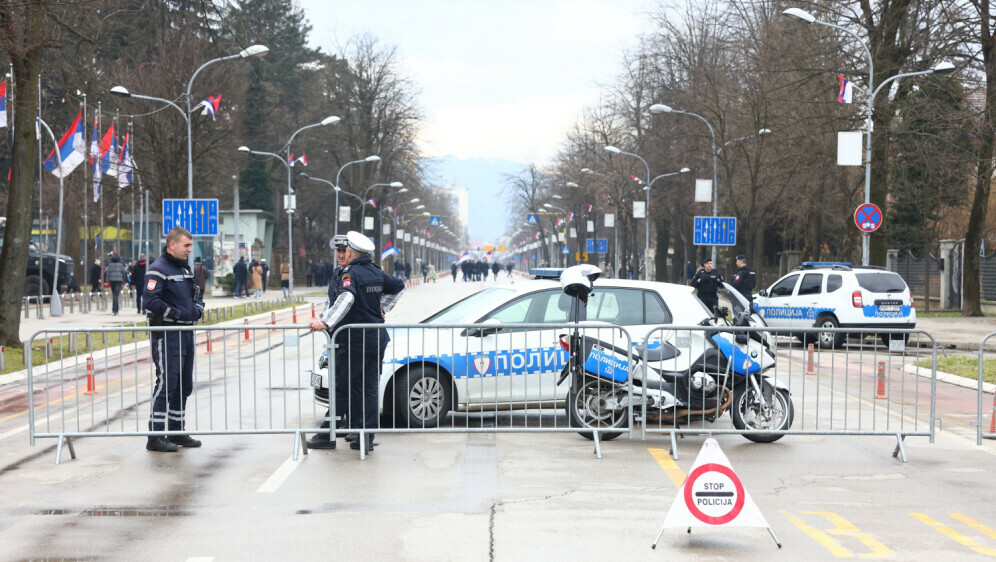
[{"xmin": 799, "ymin": 262, "xmax": 852, "ymax": 269}]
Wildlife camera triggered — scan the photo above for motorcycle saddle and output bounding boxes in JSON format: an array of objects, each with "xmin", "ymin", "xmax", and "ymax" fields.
[{"xmin": 634, "ymin": 341, "xmax": 680, "ymax": 362}]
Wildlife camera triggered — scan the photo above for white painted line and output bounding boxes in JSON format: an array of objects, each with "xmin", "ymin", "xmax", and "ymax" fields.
[
  {"xmin": 186, "ymin": 558, "xmax": 214, "ymax": 562},
  {"xmin": 0, "ymin": 424, "xmax": 28, "ymax": 442},
  {"xmin": 256, "ymin": 456, "xmax": 303, "ymax": 493}
]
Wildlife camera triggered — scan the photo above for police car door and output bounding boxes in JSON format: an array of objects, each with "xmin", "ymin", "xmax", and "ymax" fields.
[
  {"xmin": 756, "ymin": 274, "xmax": 800, "ymax": 330},
  {"xmin": 468, "ymin": 289, "xmax": 568, "ymax": 408}
]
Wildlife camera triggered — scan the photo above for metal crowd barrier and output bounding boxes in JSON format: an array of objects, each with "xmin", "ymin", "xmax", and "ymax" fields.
[
  {"xmin": 26, "ymin": 318, "xmax": 332, "ymax": 464},
  {"xmin": 639, "ymin": 325, "xmax": 936, "ymax": 462},
  {"xmin": 328, "ymin": 322, "xmax": 635, "ymax": 459},
  {"xmin": 977, "ymin": 332, "xmax": 996, "ymax": 444}
]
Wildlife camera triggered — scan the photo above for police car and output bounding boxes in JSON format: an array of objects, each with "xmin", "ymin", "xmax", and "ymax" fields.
[
  {"xmin": 311, "ymin": 269, "xmax": 716, "ymax": 427},
  {"xmin": 752, "ymin": 262, "xmax": 915, "ymax": 348}
]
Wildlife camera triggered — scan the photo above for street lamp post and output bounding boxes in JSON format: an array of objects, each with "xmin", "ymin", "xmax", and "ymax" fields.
[
  {"xmin": 604, "ymin": 146, "xmax": 654, "ymax": 280},
  {"xmin": 360, "ymin": 182, "xmax": 404, "ymax": 229},
  {"xmin": 37, "ymin": 118, "xmax": 66, "ymax": 316},
  {"xmin": 236, "ymin": 117, "xmax": 338, "ymax": 295},
  {"xmin": 644, "ymin": 167, "xmax": 691, "ymax": 280},
  {"xmin": 329, "ymin": 156, "xmax": 381, "ymax": 235},
  {"xmin": 782, "ymin": 8, "xmax": 955, "ymax": 265}
]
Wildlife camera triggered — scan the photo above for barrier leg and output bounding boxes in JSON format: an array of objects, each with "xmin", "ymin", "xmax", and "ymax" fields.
[
  {"xmin": 55, "ymin": 435, "xmax": 76, "ymax": 465},
  {"xmin": 893, "ymin": 433, "xmax": 908, "ymax": 462},
  {"xmin": 592, "ymin": 430, "xmax": 602, "ymax": 459},
  {"xmin": 669, "ymin": 431, "xmax": 679, "ymax": 460}
]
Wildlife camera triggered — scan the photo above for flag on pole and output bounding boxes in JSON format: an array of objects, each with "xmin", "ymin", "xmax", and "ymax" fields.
[
  {"xmin": 90, "ymin": 114, "xmax": 100, "ymax": 201},
  {"xmin": 0, "ymin": 80, "xmax": 7, "ymax": 129},
  {"xmin": 296, "ymin": 153, "xmax": 308, "ymax": 166},
  {"xmin": 566, "ymin": 211, "xmax": 574, "ymax": 222},
  {"xmin": 365, "ymin": 198, "xmax": 377, "ymax": 209},
  {"xmin": 42, "ymin": 111, "xmax": 86, "ymax": 178},
  {"xmin": 100, "ymin": 124, "xmax": 119, "ymax": 178},
  {"xmin": 194, "ymin": 94, "xmax": 222, "ymax": 120},
  {"xmin": 586, "ymin": 203, "xmax": 593, "ymax": 212},
  {"xmin": 837, "ymin": 75, "xmax": 853, "ymax": 104},
  {"xmin": 118, "ymin": 131, "xmax": 133, "ymax": 188},
  {"xmin": 630, "ymin": 174, "xmax": 643, "ymax": 185},
  {"xmin": 381, "ymin": 241, "xmax": 399, "ymax": 261},
  {"xmin": 287, "ymin": 152, "xmax": 294, "ymax": 166},
  {"xmin": 534, "ymin": 231, "xmax": 540, "ymax": 240}
]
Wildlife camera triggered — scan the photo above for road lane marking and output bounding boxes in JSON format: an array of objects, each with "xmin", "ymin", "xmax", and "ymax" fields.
[
  {"xmin": 257, "ymin": 456, "xmax": 303, "ymax": 493},
  {"xmin": 949, "ymin": 513, "xmax": 996, "ymax": 541},
  {"xmin": 780, "ymin": 510, "xmax": 892, "ymax": 558},
  {"xmin": 910, "ymin": 513, "xmax": 996, "ymax": 556},
  {"xmin": 647, "ymin": 448, "xmax": 686, "ymax": 487}
]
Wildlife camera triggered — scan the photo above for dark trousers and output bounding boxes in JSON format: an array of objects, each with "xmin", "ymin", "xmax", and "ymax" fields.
[
  {"xmin": 135, "ymin": 289, "xmax": 143, "ymax": 313},
  {"xmin": 149, "ymin": 332, "xmax": 195, "ymax": 432},
  {"xmin": 698, "ymin": 293, "xmax": 719, "ymax": 314},
  {"xmin": 306, "ymin": 274, "xmax": 313, "ymax": 287},
  {"xmin": 110, "ymin": 281, "xmax": 122, "ymax": 314}
]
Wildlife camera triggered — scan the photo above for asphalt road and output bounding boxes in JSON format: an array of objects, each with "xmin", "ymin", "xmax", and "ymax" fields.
[{"xmin": 2, "ymin": 276, "xmax": 996, "ymax": 561}]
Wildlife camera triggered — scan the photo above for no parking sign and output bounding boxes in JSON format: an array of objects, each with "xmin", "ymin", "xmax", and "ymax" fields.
[{"xmin": 652, "ymin": 439, "xmax": 780, "ymax": 548}]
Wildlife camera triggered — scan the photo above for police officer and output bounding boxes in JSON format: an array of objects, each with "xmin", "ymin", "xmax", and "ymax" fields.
[
  {"xmin": 692, "ymin": 257, "xmax": 724, "ymax": 314},
  {"xmin": 308, "ymin": 232, "xmax": 405, "ymax": 452},
  {"xmin": 144, "ymin": 227, "xmax": 204, "ymax": 452},
  {"xmin": 730, "ymin": 254, "xmax": 756, "ymax": 304}
]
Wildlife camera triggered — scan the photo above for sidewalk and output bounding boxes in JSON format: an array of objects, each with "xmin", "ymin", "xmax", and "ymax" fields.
[{"xmin": 914, "ymin": 315, "xmax": 996, "ymax": 351}]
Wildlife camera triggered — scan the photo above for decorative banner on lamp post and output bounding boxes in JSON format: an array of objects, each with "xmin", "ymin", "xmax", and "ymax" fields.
[
  {"xmin": 695, "ymin": 179, "xmax": 713, "ymax": 203},
  {"xmin": 604, "ymin": 213, "xmax": 615, "ymax": 228},
  {"xmin": 338, "ymin": 206, "xmax": 351, "ymax": 222},
  {"xmin": 364, "ymin": 216, "xmax": 374, "ymax": 231},
  {"xmin": 633, "ymin": 201, "xmax": 646, "ymax": 218}
]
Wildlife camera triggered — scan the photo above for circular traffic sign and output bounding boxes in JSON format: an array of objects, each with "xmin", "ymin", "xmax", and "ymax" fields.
[
  {"xmin": 854, "ymin": 203, "xmax": 883, "ymax": 233},
  {"xmin": 683, "ymin": 463, "xmax": 746, "ymax": 525}
]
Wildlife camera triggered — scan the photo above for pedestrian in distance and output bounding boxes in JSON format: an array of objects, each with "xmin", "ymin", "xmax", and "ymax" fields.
[
  {"xmin": 491, "ymin": 261, "xmax": 500, "ymax": 280},
  {"xmin": 144, "ymin": 227, "xmax": 204, "ymax": 452},
  {"xmin": 692, "ymin": 258, "xmax": 724, "ymax": 315},
  {"xmin": 103, "ymin": 252, "xmax": 127, "ymax": 315},
  {"xmin": 307, "ymin": 231, "xmax": 406, "ymax": 452},
  {"xmin": 193, "ymin": 257, "xmax": 209, "ymax": 301},
  {"xmin": 305, "ymin": 259, "xmax": 313, "ymax": 287},
  {"xmin": 450, "ymin": 262, "xmax": 458, "ymax": 282},
  {"xmin": 281, "ymin": 261, "xmax": 290, "ymax": 297},
  {"xmin": 251, "ymin": 260, "xmax": 263, "ymax": 299},
  {"xmin": 131, "ymin": 254, "xmax": 148, "ymax": 313},
  {"xmin": 89, "ymin": 259, "xmax": 102, "ymax": 295},
  {"xmin": 261, "ymin": 259, "xmax": 269, "ymax": 293},
  {"xmin": 233, "ymin": 257, "xmax": 248, "ymax": 299},
  {"xmin": 730, "ymin": 254, "xmax": 757, "ymax": 305},
  {"xmin": 428, "ymin": 263, "xmax": 436, "ymax": 283},
  {"xmin": 421, "ymin": 261, "xmax": 429, "ymax": 283},
  {"xmin": 684, "ymin": 260, "xmax": 695, "ymax": 286},
  {"xmin": 404, "ymin": 261, "xmax": 412, "ymax": 281}
]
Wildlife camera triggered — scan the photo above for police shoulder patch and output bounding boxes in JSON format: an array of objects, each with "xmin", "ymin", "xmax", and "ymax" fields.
[
  {"xmin": 342, "ymin": 278, "xmax": 352, "ymax": 288},
  {"xmin": 147, "ymin": 279, "xmax": 157, "ymax": 291}
]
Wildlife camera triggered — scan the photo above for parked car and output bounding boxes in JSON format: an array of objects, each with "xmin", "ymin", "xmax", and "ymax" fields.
[
  {"xmin": 0, "ymin": 227, "xmax": 75, "ymax": 298},
  {"xmin": 752, "ymin": 262, "xmax": 915, "ymax": 348},
  {"xmin": 311, "ymin": 270, "xmax": 719, "ymax": 427}
]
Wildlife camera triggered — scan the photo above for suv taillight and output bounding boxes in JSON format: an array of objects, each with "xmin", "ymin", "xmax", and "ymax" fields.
[
  {"xmin": 852, "ymin": 290, "xmax": 863, "ymax": 308},
  {"xmin": 559, "ymin": 334, "xmax": 570, "ymax": 351},
  {"xmin": 910, "ymin": 290, "xmax": 915, "ymax": 310}
]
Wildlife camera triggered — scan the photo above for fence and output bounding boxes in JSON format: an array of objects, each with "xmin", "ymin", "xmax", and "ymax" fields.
[
  {"xmin": 26, "ymin": 319, "xmax": 939, "ymax": 463},
  {"xmin": 977, "ymin": 332, "xmax": 996, "ymax": 444}
]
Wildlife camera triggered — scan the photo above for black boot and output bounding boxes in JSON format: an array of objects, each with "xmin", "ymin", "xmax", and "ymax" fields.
[
  {"xmin": 146, "ymin": 437, "xmax": 178, "ymax": 452},
  {"xmin": 168, "ymin": 435, "xmax": 202, "ymax": 448},
  {"xmin": 349, "ymin": 433, "xmax": 375, "ymax": 451},
  {"xmin": 307, "ymin": 432, "xmax": 336, "ymax": 449}
]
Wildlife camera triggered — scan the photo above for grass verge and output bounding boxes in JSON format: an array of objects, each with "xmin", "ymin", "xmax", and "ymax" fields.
[
  {"xmin": 0, "ymin": 300, "xmax": 307, "ymax": 378},
  {"xmin": 917, "ymin": 355, "xmax": 996, "ymax": 385}
]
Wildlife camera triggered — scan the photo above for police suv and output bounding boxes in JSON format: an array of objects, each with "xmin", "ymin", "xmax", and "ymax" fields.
[
  {"xmin": 311, "ymin": 269, "xmax": 717, "ymax": 428},
  {"xmin": 752, "ymin": 262, "xmax": 915, "ymax": 348}
]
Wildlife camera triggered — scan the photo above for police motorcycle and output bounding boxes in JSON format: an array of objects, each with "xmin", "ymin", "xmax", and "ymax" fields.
[{"xmin": 557, "ymin": 265, "xmax": 793, "ymax": 443}]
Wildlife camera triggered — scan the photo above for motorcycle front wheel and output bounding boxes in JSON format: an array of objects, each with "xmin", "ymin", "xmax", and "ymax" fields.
[
  {"xmin": 730, "ymin": 381, "xmax": 793, "ymax": 443},
  {"xmin": 567, "ymin": 377, "xmax": 627, "ymax": 441}
]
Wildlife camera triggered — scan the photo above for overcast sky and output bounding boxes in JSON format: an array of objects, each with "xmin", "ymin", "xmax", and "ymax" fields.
[{"xmin": 299, "ymin": 0, "xmax": 656, "ymax": 240}]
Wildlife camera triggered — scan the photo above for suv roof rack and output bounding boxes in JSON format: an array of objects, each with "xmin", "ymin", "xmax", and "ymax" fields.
[
  {"xmin": 529, "ymin": 268, "xmax": 565, "ymax": 280},
  {"xmin": 795, "ymin": 261, "xmax": 852, "ymax": 271}
]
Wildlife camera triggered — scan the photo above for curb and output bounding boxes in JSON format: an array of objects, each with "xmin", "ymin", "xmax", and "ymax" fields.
[{"xmin": 903, "ymin": 364, "xmax": 996, "ymax": 394}]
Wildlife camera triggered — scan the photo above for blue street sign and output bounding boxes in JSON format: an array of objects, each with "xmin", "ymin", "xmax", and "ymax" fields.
[
  {"xmin": 585, "ymin": 238, "xmax": 596, "ymax": 253},
  {"xmin": 429, "ymin": 216, "xmax": 442, "ymax": 227},
  {"xmin": 561, "ymin": 245, "xmax": 569, "ymax": 254},
  {"xmin": 693, "ymin": 216, "xmax": 737, "ymax": 246},
  {"xmin": 526, "ymin": 214, "xmax": 539, "ymax": 225},
  {"xmin": 596, "ymin": 239, "xmax": 608, "ymax": 253},
  {"xmin": 853, "ymin": 203, "xmax": 882, "ymax": 233},
  {"xmin": 163, "ymin": 199, "xmax": 219, "ymax": 236}
]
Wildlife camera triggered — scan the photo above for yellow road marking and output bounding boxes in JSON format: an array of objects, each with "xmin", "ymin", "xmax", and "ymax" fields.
[
  {"xmin": 780, "ymin": 511, "xmax": 892, "ymax": 558},
  {"xmin": 647, "ymin": 448, "xmax": 685, "ymax": 487},
  {"xmin": 949, "ymin": 513, "xmax": 996, "ymax": 542},
  {"xmin": 910, "ymin": 513, "xmax": 996, "ymax": 556}
]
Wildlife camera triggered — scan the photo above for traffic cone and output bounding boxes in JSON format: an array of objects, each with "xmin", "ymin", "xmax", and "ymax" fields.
[
  {"xmin": 205, "ymin": 332, "xmax": 213, "ymax": 355},
  {"xmin": 83, "ymin": 356, "xmax": 98, "ymax": 395},
  {"xmin": 271, "ymin": 311, "xmax": 277, "ymax": 331},
  {"xmin": 244, "ymin": 318, "xmax": 250, "ymax": 341},
  {"xmin": 292, "ymin": 306, "xmax": 298, "ymax": 324},
  {"xmin": 988, "ymin": 394, "xmax": 996, "ymax": 434},
  {"xmin": 805, "ymin": 344, "xmax": 816, "ymax": 376},
  {"xmin": 311, "ymin": 303, "xmax": 316, "ymax": 319},
  {"xmin": 876, "ymin": 361, "xmax": 887, "ymax": 399}
]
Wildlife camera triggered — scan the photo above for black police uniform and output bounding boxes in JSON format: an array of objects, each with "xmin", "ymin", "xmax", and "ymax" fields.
[
  {"xmin": 731, "ymin": 264, "xmax": 756, "ymax": 303},
  {"xmin": 144, "ymin": 252, "xmax": 203, "ymax": 435},
  {"xmin": 335, "ymin": 257, "xmax": 405, "ymax": 433},
  {"xmin": 692, "ymin": 266, "xmax": 724, "ymax": 313}
]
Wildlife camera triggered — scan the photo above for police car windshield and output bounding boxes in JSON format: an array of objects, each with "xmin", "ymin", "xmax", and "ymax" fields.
[
  {"xmin": 422, "ymin": 288, "xmax": 516, "ymax": 324},
  {"xmin": 856, "ymin": 272, "xmax": 907, "ymax": 293}
]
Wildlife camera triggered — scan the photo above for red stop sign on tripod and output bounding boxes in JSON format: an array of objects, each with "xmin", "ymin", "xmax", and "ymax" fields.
[{"xmin": 854, "ymin": 203, "xmax": 882, "ymax": 233}]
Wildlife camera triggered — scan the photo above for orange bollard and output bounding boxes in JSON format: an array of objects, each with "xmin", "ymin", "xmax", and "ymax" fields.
[
  {"xmin": 876, "ymin": 360, "xmax": 887, "ymax": 399},
  {"xmin": 83, "ymin": 356, "xmax": 98, "ymax": 395},
  {"xmin": 244, "ymin": 318, "xmax": 250, "ymax": 341},
  {"xmin": 805, "ymin": 343, "xmax": 816, "ymax": 376},
  {"xmin": 293, "ymin": 306, "xmax": 298, "ymax": 324},
  {"xmin": 311, "ymin": 303, "xmax": 316, "ymax": 319},
  {"xmin": 271, "ymin": 311, "xmax": 277, "ymax": 331},
  {"xmin": 205, "ymin": 332, "xmax": 213, "ymax": 354},
  {"xmin": 989, "ymin": 394, "xmax": 996, "ymax": 434}
]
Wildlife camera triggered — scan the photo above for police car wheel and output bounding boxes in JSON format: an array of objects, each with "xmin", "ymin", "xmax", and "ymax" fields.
[
  {"xmin": 394, "ymin": 367, "xmax": 451, "ymax": 428},
  {"xmin": 815, "ymin": 315, "xmax": 844, "ymax": 349}
]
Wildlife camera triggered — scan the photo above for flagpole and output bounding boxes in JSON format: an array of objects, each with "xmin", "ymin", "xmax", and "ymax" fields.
[
  {"xmin": 98, "ymin": 102, "xmax": 104, "ymax": 269},
  {"xmin": 82, "ymin": 94, "xmax": 89, "ymax": 310},
  {"xmin": 129, "ymin": 121, "xmax": 135, "ymax": 261},
  {"xmin": 35, "ymin": 74, "xmax": 43, "ymax": 317},
  {"xmin": 113, "ymin": 111, "xmax": 120, "ymax": 255}
]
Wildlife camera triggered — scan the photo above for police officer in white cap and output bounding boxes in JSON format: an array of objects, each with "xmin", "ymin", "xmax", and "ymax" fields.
[{"xmin": 308, "ymin": 231, "xmax": 405, "ymax": 452}]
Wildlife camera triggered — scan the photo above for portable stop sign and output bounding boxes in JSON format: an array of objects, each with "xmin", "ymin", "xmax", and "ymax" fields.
[{"xmin": 652, "ymin": 439, "xmax": 781, "ymax": 548}]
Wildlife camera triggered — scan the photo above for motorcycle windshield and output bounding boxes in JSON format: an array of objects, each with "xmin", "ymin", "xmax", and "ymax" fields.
[{"xmin": 721, "ymin": 282, "xmax": 750, "ymax": 316}]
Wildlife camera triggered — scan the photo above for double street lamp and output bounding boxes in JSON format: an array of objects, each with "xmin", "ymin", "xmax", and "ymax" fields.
[{"xmin": 783, "ymin": 7, "xmax": 955, "ymax": 265}]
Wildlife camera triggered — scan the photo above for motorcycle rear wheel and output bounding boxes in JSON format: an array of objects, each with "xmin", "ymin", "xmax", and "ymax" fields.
[
  {"xmin": 567, "ymin": 377, "xmax": 627, "ymax": 441},
  {"xmin": 731, "ymin": 382, "xmax": 793, "ymax": 443}
]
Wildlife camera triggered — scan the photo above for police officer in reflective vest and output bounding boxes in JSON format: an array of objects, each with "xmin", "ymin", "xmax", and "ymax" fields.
[
  {"xmin": 692, "ymin": 257, "xmax": 724, "ymax": 314},
  {"xmin": 308, "ymin": 231, "xmax": 406, "ymax": 452},
  {"xmin": 730, "ymin": 254, "xmax": 756, "ymax": 305},
  {"xmin": 144, "ymin": 227, "xmax": 204, "ymax": 452}
]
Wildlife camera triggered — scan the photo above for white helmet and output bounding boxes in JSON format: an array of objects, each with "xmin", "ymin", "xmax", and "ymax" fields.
[{"xmin": 560, "ymin": 264, "xmax": 602, "ymax": 299}]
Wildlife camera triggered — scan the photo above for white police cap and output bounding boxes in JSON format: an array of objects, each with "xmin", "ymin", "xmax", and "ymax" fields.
[{"xmin": 346, "ymin": 231, "xmax": 375, "ymax": 253}]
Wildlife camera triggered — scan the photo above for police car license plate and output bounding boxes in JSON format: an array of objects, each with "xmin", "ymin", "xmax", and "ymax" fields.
[
  {"xmin": 311, "ymin": 373, "xmax": 322, "ymax": 389},
  {"xmin": 880, "ymin": 304, "xmax": 900, "ymax": 312}
]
